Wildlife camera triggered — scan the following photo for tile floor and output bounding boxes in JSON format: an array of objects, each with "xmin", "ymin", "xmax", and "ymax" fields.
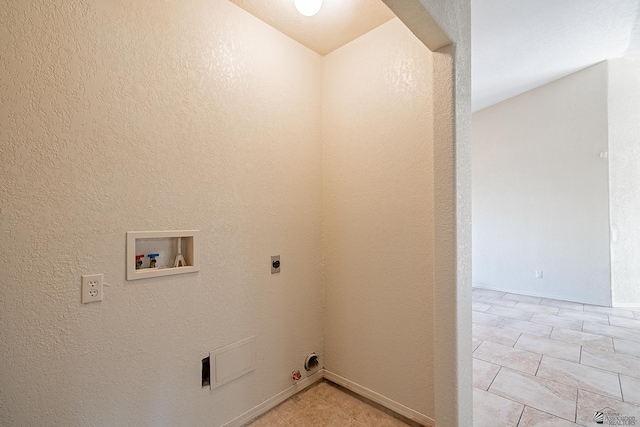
[
  {"xmin": 244, "ymin": 380, "xmax": 418, "ymax": 427},
  {"xmin": 473, "ymin": 287, "xmax": 640, "ymax": 426}
]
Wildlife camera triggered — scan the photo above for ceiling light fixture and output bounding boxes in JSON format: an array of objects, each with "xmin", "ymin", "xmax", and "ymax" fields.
[{"xmin": 294, "ymin": 0, "xmax": 323, "ymax": 17}]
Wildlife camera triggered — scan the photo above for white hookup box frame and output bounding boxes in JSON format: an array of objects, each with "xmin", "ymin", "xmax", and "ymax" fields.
[{"xmin": 126, "ymin": 230, "xmax": 199, "ymax": 280}]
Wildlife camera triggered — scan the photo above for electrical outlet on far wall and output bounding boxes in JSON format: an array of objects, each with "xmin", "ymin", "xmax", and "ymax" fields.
[
  {"xmin": 535, "ymin": 271, "xmax": 544, "ymax": 279},
  {"xmin": 81, "ymin": 274, "xmax": 103, "ymax": 303}
]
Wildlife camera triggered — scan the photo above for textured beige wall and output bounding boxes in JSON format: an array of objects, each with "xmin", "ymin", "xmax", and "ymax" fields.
[
  {"xmin": 0, "ymin": 1, "xmax": 324, "ymax": 425},
  {"xmin": 0, "ymin": 0, "xmax": 472, "ymax": 425},
  {"xmin": 384, "ymin": 1, "xmax": 473, "ymax": 424},
  {"xmin": 323, "ymin": 18, "xmax": 435, "ymax": 418},
  {"xmin": 609, "ymin": 58, "xmax": 640, "ymax": 307}
]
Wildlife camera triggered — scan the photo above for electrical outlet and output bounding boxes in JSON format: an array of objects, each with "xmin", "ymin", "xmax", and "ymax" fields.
[
  {"xmin": 535, "ymin": 271, "xmax": 543, "ymax": 279},
  {"xmin": 81, "ymin": 274, "xmax": 103, "ymax": 303}
]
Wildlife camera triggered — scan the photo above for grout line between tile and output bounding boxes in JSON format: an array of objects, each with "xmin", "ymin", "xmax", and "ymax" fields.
[
  {"xmin": 579, "ymin": 345, "xmax": 583, "ymax": 364},
  {"xmin": 577, "ymin": 386, "xmax": 626, "ymax": 403},
  {"xmin": 514, "ymin": 404, "xmax": 525, "ymax": 427},
  {"xmin": 481, "ymin": 386, "xmax": 530, "ymax": 413},
  {"xmin": 619, "ymin": 373, "xmax": 625, "ymax": 403},
  {"xmin": 573, "ymin": 387, "xmax": 578, "ymax": 423},
  {"xmin": 534, "ymin": 355, "xmax": 542, "ymax": 376},
  {"xmin": 487, "ymin": 366, "xmax": 502, "ymax": 391},
  {"xmin": 578, "ymin": 354, "xmax": 639, "ymax": 379},
  {"xmin": 512, "ymin": 333, "xmax": 522, "ymax": 348}
]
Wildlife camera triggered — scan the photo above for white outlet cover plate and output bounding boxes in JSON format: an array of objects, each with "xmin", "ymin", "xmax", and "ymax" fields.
[{"xmin": 81, "ymin": 274, "xmax": 103, "ymax": 303}]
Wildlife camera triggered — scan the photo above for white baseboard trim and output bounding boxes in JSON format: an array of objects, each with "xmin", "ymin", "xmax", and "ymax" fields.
[
  {"xmin": 612, "ymin": 302, "xmax": 640, "ymax": 309},
  {"xmin": 323, "ymin": 370, "xmax": 434, "ymax": 427},
  {"xmin": 222, "ymin": 369, "xmax": 434, "ymax": 427},
  {"xmin": 221, "ymin": 370, "xmax": 324, "ymax": 427},
  {"xmin": 472, "ymin": 284, "xmax": 608, "ymax": 306}
]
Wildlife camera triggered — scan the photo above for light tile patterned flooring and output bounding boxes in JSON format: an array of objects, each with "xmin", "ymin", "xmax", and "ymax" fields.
[
  {"xmin": 245, "ymin": 381, "xmax": 418, "ymax": 427},
  {"xmin": 473, "ymin": 287, "xmax": 640, "ymax": 426}
]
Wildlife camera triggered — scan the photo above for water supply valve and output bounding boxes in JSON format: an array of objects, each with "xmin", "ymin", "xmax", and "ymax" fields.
[{"xmin": 148, "ymin": 253, "xmax": 159, "ymax": 268}]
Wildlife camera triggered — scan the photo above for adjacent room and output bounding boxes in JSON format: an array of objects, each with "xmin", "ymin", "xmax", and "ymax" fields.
[{"xmin": 471, "ymin": 1, "xmax": 640, "ymax": 425}]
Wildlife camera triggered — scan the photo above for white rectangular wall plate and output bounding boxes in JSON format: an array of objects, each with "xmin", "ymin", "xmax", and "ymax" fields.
[
  {"xmin": 210, "ymin": 336, "xmax": 256, "ymax": 389},
  {"xmin": 81, "ymin": 274, "xmax": 103, "ymax": 303},
  {"xmin": 126, "ymin": 230, "xmax": 199, "ymax": 280}
]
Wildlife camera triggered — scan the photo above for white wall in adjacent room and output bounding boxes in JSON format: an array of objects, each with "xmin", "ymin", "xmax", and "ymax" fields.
[
  {"xmin": 472, "ymin": 62, "xmax": 611, "ymax": 305},
  {"xmin": 608, "ymin": 58, "xmax": 640, "ymax": 307}
]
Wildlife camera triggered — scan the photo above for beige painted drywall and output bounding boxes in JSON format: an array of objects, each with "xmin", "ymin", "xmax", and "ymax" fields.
[
  {"xmin": 1, "ymin": 0, "xmax": 472, "ymax": 425},
  {"xmin": 0, "ymin": 0, "xmax": 324, "ymax": 425},
  {"xmin": 608, "ymin": 58, "xmax": 640, "ymax": 307},
  {"xmin": 323, "ymin": 17, "xmax": 435, "ymax": 418},
  {"xmin": 472, "ymin": 62, "xmax": 612, "ymax": 306},
  {"xmin": 384, "ymin": 1, "xmax": 473, "ymax": 424}
]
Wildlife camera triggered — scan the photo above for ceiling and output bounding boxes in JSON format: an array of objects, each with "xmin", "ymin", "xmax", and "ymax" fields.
[
  {"xmin": 472, "ymin": 0, "xmax": 640, "ymax": 111},
  {"xmin": 230, "ymin": 0, "xmax": 640, "ymax": 111},
  {"xmin": 229, "ymin": 0, "xmax": 395, "ymax": 56}
]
